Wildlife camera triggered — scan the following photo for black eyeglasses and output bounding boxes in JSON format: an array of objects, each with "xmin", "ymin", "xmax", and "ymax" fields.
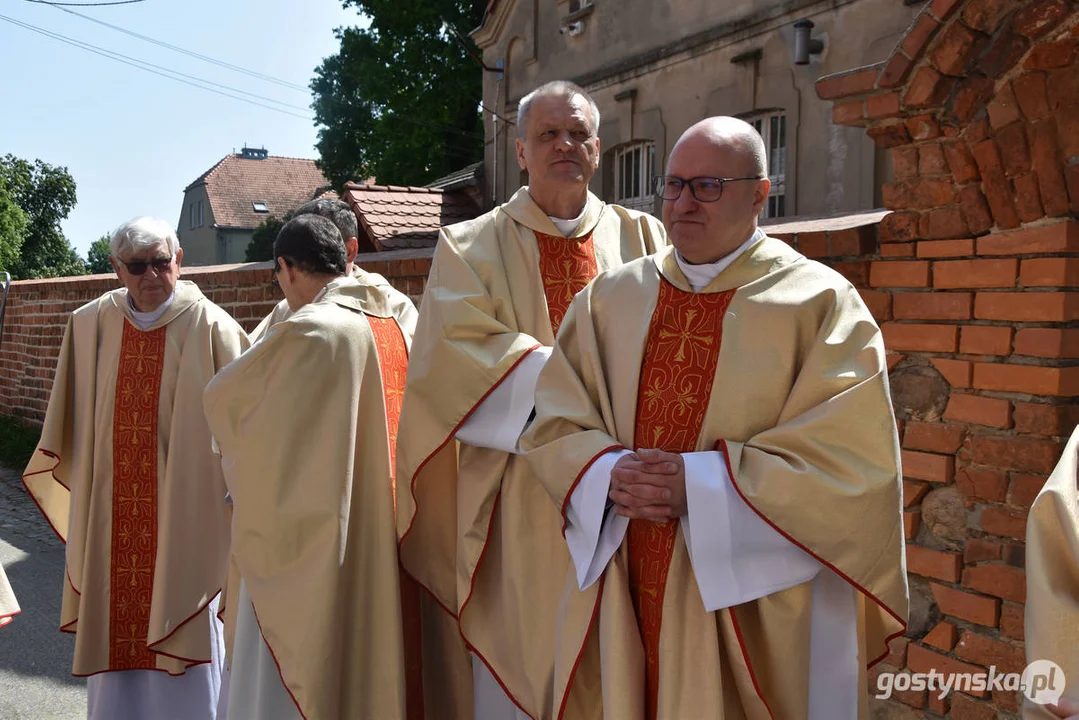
[
  {"xmin": 271, "ymin": 258, "xmax": 281, "ymax": 289},
  {"xmin": 653, "ymin": 175, "xmax": 763, "ymax": 203},
  {"xmin": 119, "ymin": 257, "xmax": 173, "ymax": 275}
]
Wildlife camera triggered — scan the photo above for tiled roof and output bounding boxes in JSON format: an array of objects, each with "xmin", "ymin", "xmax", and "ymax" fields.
[
  {"xmin": 186, "ymin": 153, "xmax": 334, "ymax": 230},
  {"xmin": 342, "ymin": 183, "xmax": 481, "ymax": 251}
]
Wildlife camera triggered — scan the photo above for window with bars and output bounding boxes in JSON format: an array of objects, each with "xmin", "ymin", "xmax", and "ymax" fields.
[
  {"xmin": 750, "ymin": 112, "xmax": 787, "ymax": 220},
  {"xmin": 612, "ymin": 141, "xmax": 656, "ymax": 214}
]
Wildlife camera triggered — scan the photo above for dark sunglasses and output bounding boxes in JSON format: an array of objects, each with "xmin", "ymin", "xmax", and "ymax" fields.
[{"xmin": 119, "ymin": 257, "xmax": 173, "ymax": 275}]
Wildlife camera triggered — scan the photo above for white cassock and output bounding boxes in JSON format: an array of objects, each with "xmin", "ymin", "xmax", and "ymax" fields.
[{"xmin": 86, "ymin": 295, "xmax": 226, "ymax": 720}]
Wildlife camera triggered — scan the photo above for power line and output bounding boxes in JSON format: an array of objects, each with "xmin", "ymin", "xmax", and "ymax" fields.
[
  {"xmin": 22, "ymin": 0, "xmax": 148, "ymax": 6},
  {"xmin": 0, "ymin": 12, "xmax": 313, "ymax": 119},
  {"xmin": 44, "ymin": 2, "xmax": 310, "ymax": 92}
]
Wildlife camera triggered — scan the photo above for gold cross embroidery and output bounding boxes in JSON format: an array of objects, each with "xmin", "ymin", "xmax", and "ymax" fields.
[{"xmin": 658, "ymin": 309, "xmax": 713, "ymax": 363}]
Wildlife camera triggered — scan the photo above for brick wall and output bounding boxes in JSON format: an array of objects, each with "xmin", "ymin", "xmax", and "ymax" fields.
[
  {"xmin": 816, "ymin": 0, "xmax": 1079, "ymax": 717},
  {"xmin": 0, "ymin": 249, "xmax": 432, "ymax": 428}
]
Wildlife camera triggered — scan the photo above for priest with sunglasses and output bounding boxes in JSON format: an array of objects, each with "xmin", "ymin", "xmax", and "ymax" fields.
[{"xmin": 23, "ymin": 216, "xmax": 249, "ymax": 720}]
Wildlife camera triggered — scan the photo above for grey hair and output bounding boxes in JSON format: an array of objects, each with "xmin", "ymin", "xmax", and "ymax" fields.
[
  {"xmin": 110, "ymin": 217, "xmax": 180, "ymax": 258},
  {"xmin": 516, "ymin": 80, "xmax": 600, "ymax": 139},
  {"xmin": 292, "ymin": 197, "xmax": 358, "ymax": 242}
]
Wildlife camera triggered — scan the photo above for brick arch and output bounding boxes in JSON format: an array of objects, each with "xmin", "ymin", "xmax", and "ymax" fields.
[{"xmin": 815, "ymin": 1, "xmax": 1079, "ymax": 717}]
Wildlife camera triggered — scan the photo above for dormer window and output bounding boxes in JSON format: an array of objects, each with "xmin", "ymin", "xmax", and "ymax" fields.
[{"xmin": 252, "ymin": 202, "xmax": 269, "ymax": 213}]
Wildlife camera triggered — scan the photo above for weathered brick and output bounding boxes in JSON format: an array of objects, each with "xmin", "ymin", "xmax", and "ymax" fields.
[
  {"xmin": 971, "ymin": 139, "xmax": 1021, "ymax": 229},
  {"xmin": 882, "ymin": 323, "xmax": 958, "ymax": 352},
  {"xmin": 1048, "ymin": 63, "xmax": 1079, "ymax": 112},
  {"xmin": 832, "ymin": 100, "xmax": 865, "ymax": 126},
  {"xmin": 944, "ymin": 394, "xmax": 1011, "ymax": 429},
  {"xmin": 999, "ymin": 602, "xmax": 1024, "ymax": 640},
  {"xmin": 954, "ymin": 630, "xmax": 1026, "ymax": 674},
  {"xmin": 1013, "ymin": 72, "xmax": 1050, "ymax": 120},
  {"xmin": 1025, "ymin": 37, "xmax": 1079, "ymax": 70},
  {"xmin": 976, "ymin": 219, "xmax": 1079, "ymax": 254},
  {"xmin": 948, "ymin": 75, "xmax": 997, "ymax": 126},
  {"xmin": 921, "ymin": 206, "xmax": 969, "ymax": 239},
  {"xmin": 979, "ymin": 506, "xmax": 1028, "ymax": 540},
  {"xmin": 868, "ymin": 122, "xmax": 912, "ymax": 148},
  {"xmin": 880, "ymin": 211, "xmax": 921, "ymax": 243},
  {"xmin": 906, "ymin": 643, "xmax": 990, "ymax": 697},
  {"xmin": 931, "ymin": 582, "xmax": 1001, "ymax": 626},
  {"xmin": 933, "ymin": 259, "xmax": 1017, "ymax": 289},
  {"xmin": 930, "ymin": 0, "xmax": 962, "ymax": 21},
  {"xmin": 1021, "ymin": 257, "xmax": 1079, "ymax": 287},
  {"xmin": 905, "ymin": 509, "xmax": 922, "ymax": 539},
  {"xmin": 903, "ymin": 478, "xmax": 932, "ymax": 508},
  {"xmin": 970, "ymin": 435, "xmax": 1062, "ymax": 473},
  {"xmin": 903, "ymin": 421, "xmax": 965, "ymax": 453},
  {"xmin": 962, "ymin": 0, "xmax": 1022, "ymax": 34},
  {"xmin": 964, "ymin": 538, "xmax": 1003, "ymax": 564},
  {"xmin": 904, "ymin": 66, "xmax": 957, "ymax": 109},
  {"xmin": 1014, "ymin": 327, "xmax": 1079, "ymax": 358},
  {"xmin": 1013, "ymin": 402, "xmax": 1079, "ymax": 435},
  {"xmin": 870, "ymin": 260, "xmax": 930, "ymax": 288},
  {"xmin": 902, "ymin": 13, "xmax": 942, "ymax": 60},
  {"xmin": 978, "ymin": 32, "xmax": 1030, "ymax": 80},
  {"xmin": 944, "ymin": 141, "xmax": 980, "ymax": 184},
  {"xmin": 957, "ymin": 185, "xmax": 994, "ymax": 235},
  {"xmin": 1013, "ymin": 0, "xmax": 1070, "ymax": 39},
  {"xmin": 974, "ymin": 292, "xmax": 1079, "ymax": 322},
  {"xmin": 996, "ymin": 121, "xmax": 1031, "ymax": 176},
  {"xmin": 908, "ymin": 546, "xmax": 963, "ymax": 582},
  {"xmin": 893, "ymin": 292, "xmax": 972, "ymax": 320},
  {"xmin": 892, "ymin": 147, "xmax": 919, "ymax": 179},
  {"xmin": 1012, "ymin": 172, "xmax": 1046, "ymax": 223},
  {"xmin": 858, "ymin": 289, "xmax": 892, "ymax": 322},
  {"xmin": 829, "ymin": 226, "xmax": 876, "ymax": 256},
  {"xmin": 960, "ymin": 325, "xmax": 1012, "ymax": 355},
  {"xmin": 902, "ymin": 449, "xmax": 956, "ymax": 484},
  {"xmin": 882, "ymin": 179, "xmax": 956, "ymax": 210},
  {"xmin": 932, "ymin": 21, "xmax": 988, "ymax": 76},
  {"xmin": 866, "ymin": 92, "xmax": 902, "ymax": 120},
  {"xmin": 1009, "ymin": 473, "xmax": 1048, "ymax": 508},
  {"xmin": 816, "ymin": 67, "xmax": 880, "ymax": 100},
  {"xmin": 907, "ymin": 114, "xmax": 942, "ymax": 142},
  {"xmin": 917, "ymin": 238, "xmax": 974, "ymax": 257},
  {"xmin": 931, "ymin": 358, "xmax": 973, "ymax": 388},
  {"xmin": 878, "ymin": 53, "xmax": 915, "ymax": 90},
  {"xmin": 949, "ymin": 693, "xmax": 998, "ymax": 720},
  {"xmin": 973, "ymin": 362, "xmax": 1079, "ymax": 396},
  {"xmin": 918, "ymin": 143, "xmax": 949, "ymax": 176},
  {"xmin": 963, "ymin": 563, "xmax": 1026, "ymax": 603},
  {"xmin": 923, "ymin": 620, "xmax": 959, "ymax": 651}
]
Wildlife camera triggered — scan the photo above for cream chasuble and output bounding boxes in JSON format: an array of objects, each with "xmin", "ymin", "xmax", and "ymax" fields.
[
  {"xmin": 1024, "ymin": 425, "xmax": 1079, "ymax": 717},
  {"xmin": 0, "ymin": 564, "xmax": 18, "ymax": 628},
  {"xmin": 521, "ymin": 240, "xmax": 908, "ymax": 719},
  {"xmin": 396, "ymin": 187, "xmax": 666, "ymax": 718},
  {"xmin": 204, "ymin": 281, "xmax": 412, "ymax": 720},
  {"xmin": 22, "ymin": 280, "xmax": 249, "ymax": 678},
  {"xmin": 248, "ymin": 264, "xmax": 418, "ymax": 346}
]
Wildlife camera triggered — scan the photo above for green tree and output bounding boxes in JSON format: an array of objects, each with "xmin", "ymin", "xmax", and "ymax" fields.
[
  {"xmin": 0, "ymin": 184, "xmax": 28, "ymax": 274},
  {"xmin": 87, "ymin": 234, "xmax": 113, "ymax": 274},
  {"xmin": 245, "ymin": 214, "xmax": 288, "ymax": 262},
  {"xmin": 311, "ymin": 0, "xmax": 486, "ymax": 190},
  {"xmin": 0, "ymin": 154, "xmax": 85, "ymax": 279}
]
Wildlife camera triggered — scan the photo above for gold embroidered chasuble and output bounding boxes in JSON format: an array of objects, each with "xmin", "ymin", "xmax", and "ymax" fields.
[
  {"xmin": 521, "ymin": 240, "xmax": 909, "ymax": 719},
  {"xmin": 22, "ymin": 280, "xmax": 249, "ymax": 675},
  {"xmin": 203, "ymin": 283, "xmax": 412, "ymax": 720},
  {"xmin": 1024, "ymin": 426, "xmax": 1079, "ymax": 718},
  {"xmin": 395, "ymin": 187, "xmax": 666, "ymax": 718}
]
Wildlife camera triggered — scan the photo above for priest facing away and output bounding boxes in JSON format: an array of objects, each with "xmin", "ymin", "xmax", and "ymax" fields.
[
  {"xmin": 520, "ymin": 116, "xmax": 910, "ymax": 719},
  {"xmin": 23, "ymin": 216, "xmax": 250, "ymax": 720},
  {"xmin": 203, "ymin": 214, "xmax": 413, "ymax": 720},
  {"xmin": 394, "ymin": 79, "xmax": 667, "ymax": 720}
]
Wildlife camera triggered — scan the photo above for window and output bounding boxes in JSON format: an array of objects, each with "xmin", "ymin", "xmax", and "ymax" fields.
[
  {"xmin": 252, "ymin": 202, "xmax": 269, "ymax": 213},
  {"xmin": 568, "ymin": 0, "xmax": 593, "ymax": 12},
  {"xmin": 188, "ymin": 203, "xmax": 195, "ymax": 229},
  {"xmin": 612, "ymin": 141, "xmax": 655, "ymax": 214},
  {"xmin": 750, "ymin": 112, "xmax": 787, "ymax": 220},
  {"xmin": 197, "ymin": 200, "xmax": 204, "ymax": 227}
]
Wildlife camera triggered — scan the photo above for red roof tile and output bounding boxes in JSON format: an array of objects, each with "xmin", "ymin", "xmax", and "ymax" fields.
[
  {"xmin": 341, "ymin": 183, "xmax": 481, "ymax": 251},
  {"xmin": 187, "ymin": 153, "xmax": 334, "ymax": 230}
]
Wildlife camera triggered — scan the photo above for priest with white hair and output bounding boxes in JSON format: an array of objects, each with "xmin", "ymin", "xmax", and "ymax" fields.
[{"xmin": 23, "ymin": 216, "xmax": 249, "ymax": 719}]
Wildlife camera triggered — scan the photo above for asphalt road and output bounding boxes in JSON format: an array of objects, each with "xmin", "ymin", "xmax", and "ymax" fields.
[{"xmin": 0, "ymin": 468, "xmax": 86, "ymax": 719}]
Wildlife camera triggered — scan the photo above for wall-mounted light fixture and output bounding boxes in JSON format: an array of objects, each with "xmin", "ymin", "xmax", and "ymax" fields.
[{"xmin": 793, "ymin": 19, "xmax": 824, "ymax": 65}]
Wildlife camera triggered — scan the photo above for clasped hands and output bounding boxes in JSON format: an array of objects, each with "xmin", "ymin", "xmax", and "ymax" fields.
[{"xmin": 608, "ymin": 448, "xmax": 688, "ymax": 521}]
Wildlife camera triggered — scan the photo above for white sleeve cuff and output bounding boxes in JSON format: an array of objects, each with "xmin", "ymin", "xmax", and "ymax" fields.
[
  {"xmin": 681, "ymin": 450, "xmax": 822, "ymax": 611},
  {"xmin": 455, "ymin": 346, "xmax": 553, "ymax": 454},
  {"xmin": 565, "ymin": 449, "xmax": 632, "ymax": 591}
]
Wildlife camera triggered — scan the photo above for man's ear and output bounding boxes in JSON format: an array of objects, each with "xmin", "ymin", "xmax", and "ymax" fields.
[{"xmin": 345, "ymin": 236, "xmax": 359, "ymax": 264}]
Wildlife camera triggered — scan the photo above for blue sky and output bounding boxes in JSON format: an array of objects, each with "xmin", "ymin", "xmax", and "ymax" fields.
[{"xmin": 0, "ymin": 0, "xmax": 365, "ymax": 256}]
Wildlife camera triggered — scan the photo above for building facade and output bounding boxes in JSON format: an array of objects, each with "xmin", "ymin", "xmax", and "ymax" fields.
[{"xmin": 471, "ymin": 0, "xmax": 923, "ymax": 219}]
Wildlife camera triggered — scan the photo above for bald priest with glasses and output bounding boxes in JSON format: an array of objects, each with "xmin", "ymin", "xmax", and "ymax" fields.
[
  {"xmin": 520, "ymin": 117, "xmax": 907, "ymax": 718},
  {"xmin": 24, "ymin": 217, "xmax": 249, "ymax": 720}
]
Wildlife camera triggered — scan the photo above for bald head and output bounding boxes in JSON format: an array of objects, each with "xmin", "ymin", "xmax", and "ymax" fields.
[
  {"xmin": 662, "ymin": 116, "xmax": 771, "ymax": 265},
  {"xmin": 672, "ymin": 117, "xmax": 767, "ymax": 178}
]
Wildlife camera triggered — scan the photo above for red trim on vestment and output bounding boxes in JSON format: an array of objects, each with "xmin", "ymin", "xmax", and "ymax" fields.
[
  {"xmin": 556, "ymin": 574, "xmax": 605, "ymax": 720},
  {"xmin": 147, "ymin": 588, "xmax": 221, "ymax": 659},
  {"xmin": 0, "ymin": 610, "xmax": 21, "ymax": 627},
  {"xmin": 398, "ymin": 343, "xmax": 543, "ymax": 551},
  {"xmin": 70, "ymin": 660, "xmax": 209, "ymax": 679},
  {"xmin": 21, "ymin": 449, "xmax": 68, "ymax": 544},
  {"xmin": 714, "ymin": 439, "xmax": 909, "ymax": 668},
  {"xmin": 728, "ymin": 607, "xmax": 777, "ymax": 720},
  {"xmin": 559, "ymin": 444, "xmax": 624, "ymax": 535}
]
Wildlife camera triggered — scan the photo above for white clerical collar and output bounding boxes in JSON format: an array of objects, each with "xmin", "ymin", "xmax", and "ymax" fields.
[
  {"xmin": 313, "ymin": 274, "xmax": 359, "ymax": 304},
  {"xmin": 546, "ymin": 197, "xmax": 589, "ymax": 237},
  {"xmin": 127, "ymin": 290, "xmax": 175, "ymax": 330},
  {"xmin": 674, "ymin": 227, "xmax": 765, "ymax": 293}
]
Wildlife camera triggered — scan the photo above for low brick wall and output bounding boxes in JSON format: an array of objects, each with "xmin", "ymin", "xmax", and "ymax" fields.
[{"xmin": 0, "ymin": 249, "xmax": 432, "ymax": 427}]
